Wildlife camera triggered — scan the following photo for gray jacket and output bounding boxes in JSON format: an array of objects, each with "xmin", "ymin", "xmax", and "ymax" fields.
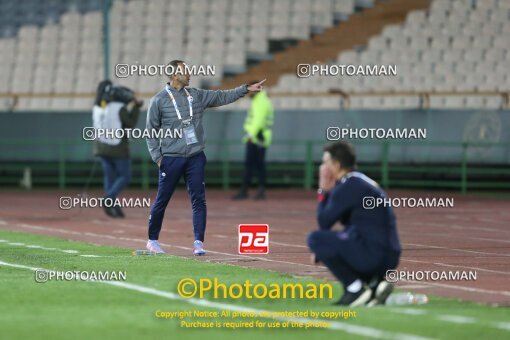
[{"xmin": 146, "ymin": 83, "xmax": 248, "ymax": 162}]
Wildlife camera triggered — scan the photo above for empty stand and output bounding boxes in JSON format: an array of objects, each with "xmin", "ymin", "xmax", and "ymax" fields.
[{"xmin": 272, "ymin": 0, "xmax": 510, "ymax": 109}]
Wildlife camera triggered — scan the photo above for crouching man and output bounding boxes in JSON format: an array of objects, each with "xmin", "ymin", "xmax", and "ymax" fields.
[{"xmin": 307, "ymin": 141, "xmax": 401, "ymax": 306}]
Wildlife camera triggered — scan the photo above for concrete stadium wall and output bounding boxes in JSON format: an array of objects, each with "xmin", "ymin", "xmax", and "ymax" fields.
[{"xmin": 0, "ymin": 109, "xmax": 509, "ymax": 164}]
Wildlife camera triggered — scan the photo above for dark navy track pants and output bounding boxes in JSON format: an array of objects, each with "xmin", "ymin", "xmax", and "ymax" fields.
[
  {"xmin": 148, "ymin": 152, "xmax": 207, "ymax": 241},
  {"xmin": 307, "ymin": 229, "xmax": 400, "ymax": 287}
]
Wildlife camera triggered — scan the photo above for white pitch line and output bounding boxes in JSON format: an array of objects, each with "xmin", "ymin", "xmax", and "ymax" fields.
[
  {"xmin": 17, "ymin": 223, "xmax": 83, "ymax": 236},
  {"xmin": 207, "ymin": 228, "xmax": 509, "ymax": 259},
  {"xmin": 478, "ymin": 218, "xmax": 510, "ymax": 226},
  {"xmin": 388, "ymin": 310, "xmax": 510, "ymax": 332},
  {"xmin": 0, "ymin": 259, "xmax": 433, "ymax": 340},
  {"xmin": 204, "ymin": 257, "xmax": 248, "ymax": 262},
  {"xmin": 399, "ymin": 230, "xmax": 510, "ymax": 244},
  {"xmin": 397, "ymin": 285, "xmax": 431, "ymax": 290},
  {"xmin": 402, "ymin": 280, "xmax": 510, "ymax": 297},
  {"xmin": 211, "ymin": 233, "xmax": 309, "ymax": 248},
  {"xmin": 388, "ymin": 309, "xmax": 510, "ymax": 332},
  {"xmin": 495, "ymin": 322, "xmax": 510, "ymax": 331},
  {"xmin": 92, "ymin": 219, "xmax": 141, "ymax": 230},
  {"xmin": 2, "ymin": 226, "xmax": 508, "ymax": 333},
  {"xmin": 6, "ymin": 223, "xmax": 508, "ymax": 298},
  {"xmin": 470, "ymin": 237, "xmax": 510, "ymax": 244},
  {"xmin": 13, "ymin": 223, "xmax": 328, "ymax": 270},
  {"xmin": 387, "ymin": 308, "xmax": 427, "ymax": 316},
  {"xmin": 405, "ymin": 221, "xmax": 508, "ymax": 234},
  {"xmin": 3, "ymin": 241, "xmax": 71, "ymax": 254},
  {"xmin": 271, "ymin": 240, "xmax": 308, "ymax": 248},
  {"xmin": 401, "ymin": 259, "xmax": 510, "ymax": 276},
  {"xmin": 405, "ymin": 243, "xmax": 510, "ymax": 258},
  {"xmin": 220, "ymin": 236, "xmax": 510, "ymax": 277},
  {"xmin": 175, "ymin": 221, "xmax": 510, "ymax": 257},
  {"xmin": 436, "ymin": 315, "xmax": 476, "ymax": 324},
  {"xmin": 92, "ymin": 219, "xmax": 178, "ymax": 233},
  {"xmin": 0, "ymin": 238, "xmax": 104, "ymax": 257},
  {"xmin": 166, "ymin": 243, "xmax": 327, "ymax": 269},
  {"xmin": 450, "ymin": 224, "xmax": 509, "ymax": 233}
]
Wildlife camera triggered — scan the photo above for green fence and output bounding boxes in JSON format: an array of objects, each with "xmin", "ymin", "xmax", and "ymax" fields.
[{"xmin": 1, "ymin": 139, "xmax": 510, "ymax": 193}]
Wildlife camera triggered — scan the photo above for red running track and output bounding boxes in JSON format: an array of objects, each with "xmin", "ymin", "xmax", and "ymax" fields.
[{"xmin": 0, "ymin": 189, "xmax": 508, "ymax": 306}]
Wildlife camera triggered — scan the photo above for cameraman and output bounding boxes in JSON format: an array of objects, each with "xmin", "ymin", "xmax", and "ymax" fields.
[{"xmin": 92, "ymin": 80, "xmax": 143, "ymax": 218}]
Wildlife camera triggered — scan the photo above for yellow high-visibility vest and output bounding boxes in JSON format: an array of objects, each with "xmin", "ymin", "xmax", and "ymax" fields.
[{"xmin": 243, "ymin": 90, "xmax": 274, "ymax": 147}]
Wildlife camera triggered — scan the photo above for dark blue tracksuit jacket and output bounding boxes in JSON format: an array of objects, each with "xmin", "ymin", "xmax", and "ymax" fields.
[
  {"xmin": 308, "ymin": 171, "xmax": 401, "ymax": 285},
  {"xmin": 317, "ymin": 171, "xmax": 401, "ymax": 253}
]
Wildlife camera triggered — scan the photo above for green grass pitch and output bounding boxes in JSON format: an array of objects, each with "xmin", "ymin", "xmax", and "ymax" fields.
[{"xmin": 0, "ymin": 229, "xmax": 508, "ymax": 340}]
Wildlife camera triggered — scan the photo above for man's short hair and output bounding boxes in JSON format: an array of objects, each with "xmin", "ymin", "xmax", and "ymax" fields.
[
  {"xmin": 168, "ymin": 59, "xmax": 184, "ymax": 76},
  {"xmin": 324, "ymin": 141, "xmax": 356, "ymax": 169},
  {"xmin": 168, "ymin": 59, "xmax": 184, "ymax": 69}
]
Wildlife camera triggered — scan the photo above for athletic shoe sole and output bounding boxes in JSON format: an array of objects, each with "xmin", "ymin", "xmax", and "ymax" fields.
[
  {"xmin": 193, "ymin": 241, "xmax": 206, "ymax": 256},
  {"xmin": 146, "ymin": 244, "xmax": 165, "ymax": 254},
  {"xmin": 349, "ymin": 288, "xmax": 374, "ymax": 307},
  {"xmin": 367, "ymin": 281, "xmax": 394, "ymax": 307}
]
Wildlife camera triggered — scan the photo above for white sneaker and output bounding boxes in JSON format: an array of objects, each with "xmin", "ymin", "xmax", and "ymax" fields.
[
  {"xmin": 146, "ymin": 240, "xmax": 165, "ymax": 254},
  {"xmin": 193, "ymin": 240, "xmax": 206, "ymax": 256}
]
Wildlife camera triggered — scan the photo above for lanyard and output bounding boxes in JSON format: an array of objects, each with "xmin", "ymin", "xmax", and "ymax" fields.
[{"xmin": 165, "ymin": 85, "xmax": 193, "ymax": 120}]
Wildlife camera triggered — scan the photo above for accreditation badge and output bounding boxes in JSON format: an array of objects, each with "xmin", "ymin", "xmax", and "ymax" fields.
[{"xmin": 182, "ymin": 119, "xmax": 198, "ymax": 145}]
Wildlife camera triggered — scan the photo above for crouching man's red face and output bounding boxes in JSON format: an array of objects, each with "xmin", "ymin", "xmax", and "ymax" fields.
[{"xmin": 322, "ymin": 151, "xmax": 342, "ymax": 178}]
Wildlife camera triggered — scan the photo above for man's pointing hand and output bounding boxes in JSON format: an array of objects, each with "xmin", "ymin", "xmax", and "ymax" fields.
[{"xmin": 247, "ymin": 79, "xmax": 266, "ymax": 92}]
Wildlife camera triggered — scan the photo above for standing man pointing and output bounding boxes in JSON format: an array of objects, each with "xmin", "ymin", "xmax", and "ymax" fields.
[{"xmin": 146, "ymin": 59, "xmax": 266, "ymax": 255}]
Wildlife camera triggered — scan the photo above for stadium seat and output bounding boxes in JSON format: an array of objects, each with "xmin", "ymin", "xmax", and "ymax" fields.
[
  {"xmin": 271, "ymin": 0, "xmax": 509, "ymax": 109},
  {"xmin": 0, "ymin": 0, "xmax": 358, "ymax": 101},
  {"xmin": 0, "ymin": 0, "xmax": 508, "ymax": 110}
]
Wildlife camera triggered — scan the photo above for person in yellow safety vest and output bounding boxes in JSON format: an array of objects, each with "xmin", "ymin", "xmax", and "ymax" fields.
[{"xmin": 232, "ymin": 82, "xmax": 274, "ymax": 200}]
